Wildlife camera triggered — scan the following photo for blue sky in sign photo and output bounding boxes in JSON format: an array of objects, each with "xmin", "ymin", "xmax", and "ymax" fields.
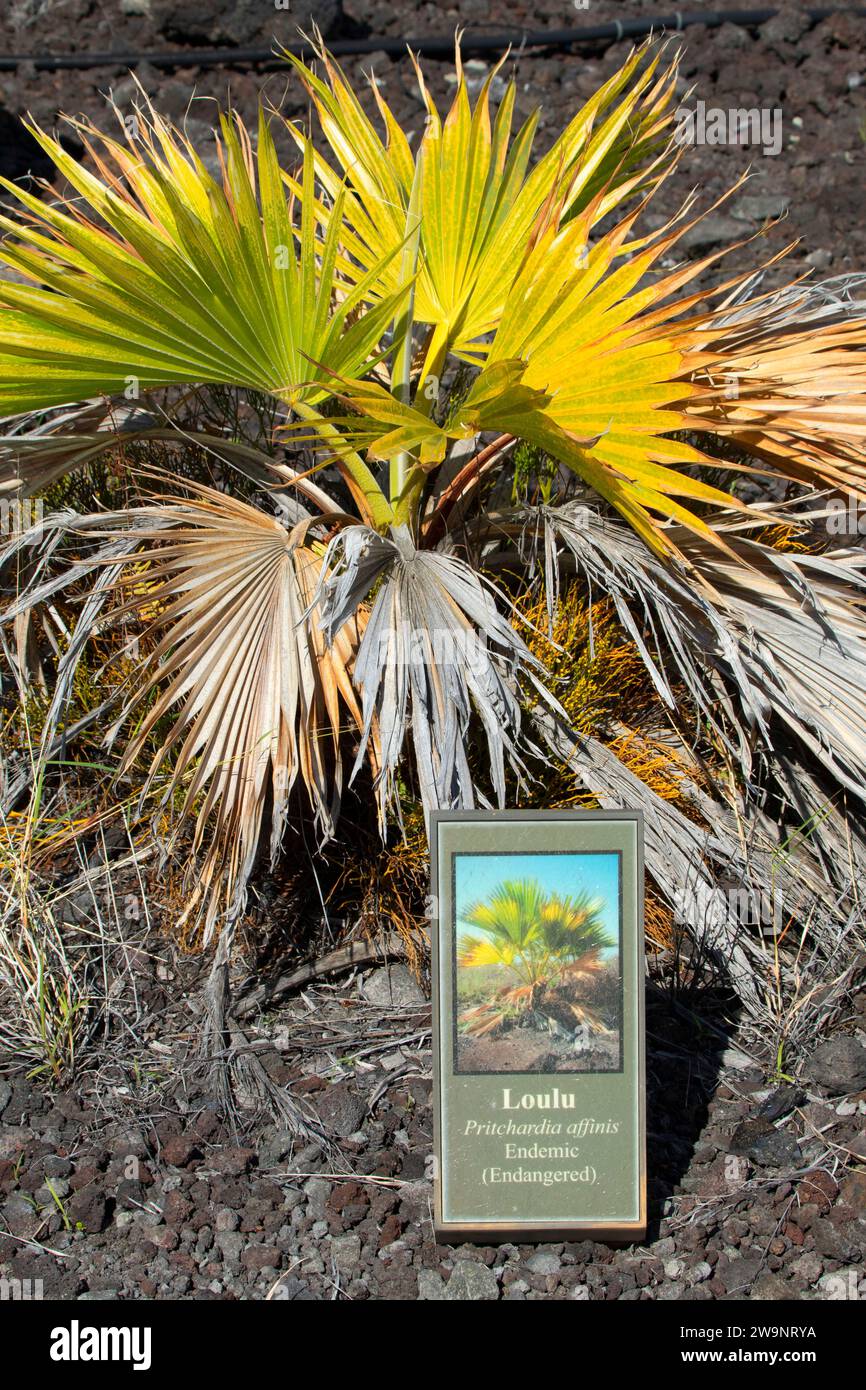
[{"xmin": 454, "ymin": 852, "xmax": 621, "ymax": 958}]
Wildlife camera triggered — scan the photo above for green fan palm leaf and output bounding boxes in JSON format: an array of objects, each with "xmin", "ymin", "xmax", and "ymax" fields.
[{"xmin": 0, "ymin": 108, "xmax": 404, "ymax": 527}]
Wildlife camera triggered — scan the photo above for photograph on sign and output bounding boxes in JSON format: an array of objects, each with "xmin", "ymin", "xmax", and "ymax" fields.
[{"xmin": 453, "ymin": 850, "xmax": 623, "ymax": 1076}]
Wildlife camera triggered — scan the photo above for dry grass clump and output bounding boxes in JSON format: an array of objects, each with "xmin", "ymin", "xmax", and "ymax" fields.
[{"xmin": 328, "ymin": 805, "xmax": 429, "ymax": 980}]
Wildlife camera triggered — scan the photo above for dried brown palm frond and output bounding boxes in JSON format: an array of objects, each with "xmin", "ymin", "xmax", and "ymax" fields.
[
  {"xmin": 87, "ymin": 482, "xmax": 372, "ymax": 943},
  {"xmin": 313, "ymin": 522, "xmax": 558, "ymax": 822},
  {"xmin": 0, "ymin": 402, "xmax": 129, "ymax": 498},
  {"xmin": 0, "ymin": 397, "xmax": 342, "ymax": 528},
  {"xmin": 538, "ymin": 500, "xmax": 866, "ymax": 827},
  {"xmin": 678, "ymin": 526, "xmax": 866, "ymax": 798},
  {"xmin": 534, "ymin": 706, "xmax": 858, "ymax": 1025},
  {"xmin": 0, "ymin": 510, "xmax": 148, "ymax": 807},
  {"xmin": 681, "ymin": 273, "xmax": 866, "ymax": 499},
  {"xmin": 459, "ymin": 983, "xmax": 535, "ymax": 1039}
]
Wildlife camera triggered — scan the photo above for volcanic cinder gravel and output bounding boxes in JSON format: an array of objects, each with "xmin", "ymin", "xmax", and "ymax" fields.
[{"xmin": 1, "ymin": 953, "xmax": 865, "ymax": 1301}]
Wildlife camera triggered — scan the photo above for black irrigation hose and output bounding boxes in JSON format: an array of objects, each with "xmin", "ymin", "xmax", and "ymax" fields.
[{"xmin": 0, "ymin": 6, "xmax": 864, "ymax": 72}]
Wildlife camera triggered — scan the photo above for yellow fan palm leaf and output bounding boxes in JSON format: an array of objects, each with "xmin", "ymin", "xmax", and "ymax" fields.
[
  {"xmin": 457, "ymin": 935, "xmax": 513, "ymax": 968},
  {"xmin": 281, "ymin": 38, "xmax": 679, "ymax": 374},
  {"xmin": 0, "ymin": 105, "xmax": 403, "ymax": 527},
  {"xmin": 477, "ymin": 186, "xmax": 767, "ymax": 557}
]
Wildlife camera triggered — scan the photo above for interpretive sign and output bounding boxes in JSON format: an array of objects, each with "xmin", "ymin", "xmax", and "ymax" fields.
[{"xmin": 431, "ymin": 810, "xmax": 645, "ymax": 1243}]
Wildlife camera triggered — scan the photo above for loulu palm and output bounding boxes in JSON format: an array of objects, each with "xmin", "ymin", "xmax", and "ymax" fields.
[{"xmin": 0, "ymin": 39, "xmax": 865, "ymax": 943}]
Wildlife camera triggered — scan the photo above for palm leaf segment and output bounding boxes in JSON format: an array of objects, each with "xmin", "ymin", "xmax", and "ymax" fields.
[
  {"xmin": 283, "ymin": 41, "xmax": 677, "ymax": 379},
  {"xmin": 458, "ymin": 877, "xmax": 546, "ymax": 975},
  {"xmin": 0, "ymin": 101, "xmax": 406, "ymax": 530},
  {"xmin": 314, "ymin": 522, "xmax": 553, "ymax": 823},
  {"xmin": 100, "ymin": 484, "xmax": 369, "ymax": 941},
  {"xmin": 538, "ymin": 891, "xmax": 612, "ymax": 959},
  {"xmin": 458, "ymin": 878, "xmax": 611, "ymax": 978}
]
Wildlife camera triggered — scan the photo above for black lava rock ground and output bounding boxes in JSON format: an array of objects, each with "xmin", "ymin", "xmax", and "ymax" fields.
[{"xmin": 1, "ymin": 956, "xmax": 865, "ymax": 1302}]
